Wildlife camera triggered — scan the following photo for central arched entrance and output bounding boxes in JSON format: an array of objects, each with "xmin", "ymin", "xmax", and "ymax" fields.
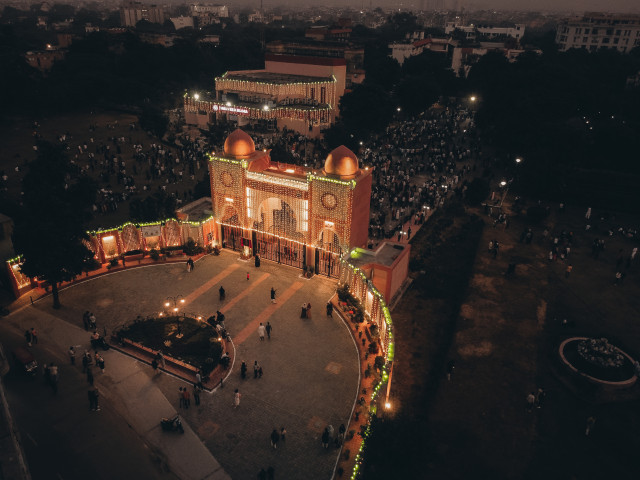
[
  {"xmin": 315, "ymin": 228, "xmax": 342, "ymax": 278},
  {"xmin": 252, "ymin": 198, "xmax": 305, "ymax": 268},
  {"xmin": 220, "ymin": 205, "xmax": 243, "ymax": 251}
]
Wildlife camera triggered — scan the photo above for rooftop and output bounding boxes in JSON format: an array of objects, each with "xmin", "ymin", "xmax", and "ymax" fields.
[
  {"xmin": 348, "ymin": 243, "xmax": 406, "ymax": 269},
  {"xmin": 220, "ymin": 71, "xmax": 335, "ymax": 85},
  {"xmin": 175, "ymin": 197, "xmax": 213, "ymax": 223}
]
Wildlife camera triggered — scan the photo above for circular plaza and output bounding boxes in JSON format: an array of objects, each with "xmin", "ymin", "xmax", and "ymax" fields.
[{"xmin": 23, "ymin": 252, "xmax": 360, "ymax": 479}]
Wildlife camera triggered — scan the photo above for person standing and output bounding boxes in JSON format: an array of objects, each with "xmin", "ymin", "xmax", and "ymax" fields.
[
  {"xmin": 270, "ymin": 429, "xmax": 280, "ymax": 449},
  {"xmin": 68, "ymin": 346, "xmax": 76, "ymax": 365},
  {"xmin": 179, "ymin": 387, "xmax": 184, "ymax": 408},
  {"xmin": 254, "ymin": 361, "xmax": 259, "ymax": 379},
  {"xmin": 326, "ymin": 303, "xmax": 333, "ymax": 317},
  {"xmin": 321, "ymin": 427, "xmax": 330, "ymax": 448},
  {"xmin": 196, "ymin": 370, "xmax": 203, "ymax": 389},
  {"xmin": 301, "ymin": 303, "xmax": 307, "ymax": 319},
  {"xmin": 565, "ymin": 264, "xmax": 573, "ymax": 278},
  {"xmin": 585, "ymin": 207, "xmax": 591, "ymax": 220},
  {"xmin": 87, "ymin": 367, "xmax": 94, "ymax": 386},
  {"xmin": 234, "ymin": 389, "xmax": 241, "ymax": 408},
  {"xmin": 338, "ymin": 424, "xmax": 346, "ymax": 444},
  {"xmin": 265, "ymin": 322, "xmax": 272, "ymax": 340},
  {"xmin": 585, "ymin": 416, "xmax": 596, "ymax": 435},
  {"xmin": 247, "ymin": 272, "xmax": 250, "ymax": 281},
  {"xmin": 49, "ymin": 363, "xmax": 58, "ymax": 393},
  {"xmin": 151, "ymin": 358, "xmax": 159, "ymax": 373},
  {"xmin": 193, "ymin": 384, "xmax": 201, "ymax": 406},
  {"xmin": 280, "ymin": 427, "xmax": 286, "ymax": 442},
  {"xmin": 526, "ymin": 392, "xmax": 536, "ymax": 412},
  {"xmin": 30, "ymin": 327, "xmax": 38, "ymax": 344},
  {"xmin": 258, "ymin": 323, "xmax": 266, "ymax": 341},
  {"xmin": 241, "ymin": 361, "xmax": 247, "ymax": 379},
  {"xmin": 306, "ymin": 303, "xmax": 312, "ymax": 319},
  {"xmin": 270, "ymin": 287, "xmax": 276, "ymax": 303},
  {"xmin": 182, "ymin": 387, "xmax": 191, "ymax": 409},
  {"xmin": 25, "ymin": 329, "xmax": 32, "ymax": 347}
]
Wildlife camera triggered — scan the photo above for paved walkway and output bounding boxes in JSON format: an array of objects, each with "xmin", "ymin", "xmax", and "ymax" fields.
[{"xmin": 3, "ymin": 251, "xmax": 359, "ymax": 479}]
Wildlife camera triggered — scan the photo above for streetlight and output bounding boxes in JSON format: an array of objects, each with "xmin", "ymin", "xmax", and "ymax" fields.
[
  {"xmin": 193, "ymin": 93, "xmax": 200, "ymax": 101},
  {"xmin": 165, "ymin": 295, "xmax": 185, "ymax": 337},
  {"xmin": 397, "ymin": 107, "xmax": 401, "ymax": 112},
  {"xmin": 500, "ymin": 180, "xmax": 507, "ymax": 187},
  {"xmin": 515, "ymin": 157, "xmax": 522, "ymax": 164},
  {"xmin": 470, "ymin": 96, "xmax": 476, "ymax": 102}
]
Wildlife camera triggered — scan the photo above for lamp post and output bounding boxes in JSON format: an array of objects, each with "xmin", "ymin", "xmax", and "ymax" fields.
[{"xmin": 165, "ymin": 295, "xmax": 185, "ymax": 338}]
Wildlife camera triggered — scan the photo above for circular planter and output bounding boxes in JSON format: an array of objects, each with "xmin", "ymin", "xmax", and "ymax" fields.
[{"xmin": 559, "ymin": 337, "xmax": 637, "ymax": 387}]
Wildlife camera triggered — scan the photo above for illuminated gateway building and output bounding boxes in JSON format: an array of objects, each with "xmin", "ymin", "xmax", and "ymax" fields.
[{"xmin": 210, "ymin": 129, "xmax": 371, "ymax": 275}]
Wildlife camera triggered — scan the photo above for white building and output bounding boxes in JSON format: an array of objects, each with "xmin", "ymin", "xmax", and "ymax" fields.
[
  {"xmin": 170, "ymin": 16, "xmax": 194, "ymax": 30},
  {"xmin": 120, "ymin": 1, "xmax": 165, "ymax": 26},
  {"xmin": 389, "ymin": 37, "xmax": 453, "ymax": 66},
  {"xmin": 556, "ymin": 13, "xmax": 640, "ymax": 54},
  {"xmin": 445, "ymin": 22, "xmax": 525, "ymax": 42}
]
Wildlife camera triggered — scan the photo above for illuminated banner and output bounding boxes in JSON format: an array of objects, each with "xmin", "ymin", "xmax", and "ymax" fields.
[
  {"xmin": 141, "ymin": 225, "xmax": 162, "ymax": 237},
  {"xmin": 213, "ymin": 104, "xmax": 249, "ymax": 115}
]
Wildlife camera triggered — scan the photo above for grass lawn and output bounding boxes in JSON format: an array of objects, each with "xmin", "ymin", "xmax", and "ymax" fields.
[{"xmin": 120, "ymin": 316, "xmax": 222, "ymax": 371}]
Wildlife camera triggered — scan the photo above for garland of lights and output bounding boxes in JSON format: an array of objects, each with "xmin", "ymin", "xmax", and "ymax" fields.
[
  {"xmin": 186, "ymin": 98, "xmax": 333, "ymax": 124},
  {"xmin": 336, "ymin": 258, "xmax": 394, "ymax": 480}
]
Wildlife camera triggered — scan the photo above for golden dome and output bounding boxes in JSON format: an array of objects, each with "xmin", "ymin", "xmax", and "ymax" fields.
[
  {"xmin": 323, "ymin": 145, "xmax": 359, "ymax": 178},
  {"xmin": 223, "ymin": 129, "xmax": 255, "ymax": 158}
]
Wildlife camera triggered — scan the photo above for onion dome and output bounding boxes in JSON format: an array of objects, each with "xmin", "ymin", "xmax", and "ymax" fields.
[
  {"xmin": 323, "ymin": 145, "xmax": 359, "ymax": 179},
  {"xmin": 223, "ymin": 129, "xmax": 255, "ymax": 158}
]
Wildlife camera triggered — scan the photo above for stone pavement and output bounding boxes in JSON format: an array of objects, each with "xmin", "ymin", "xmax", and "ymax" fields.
[{"xmin": 4, "ymin": 251, "xmax": 360, "ymax": 479}]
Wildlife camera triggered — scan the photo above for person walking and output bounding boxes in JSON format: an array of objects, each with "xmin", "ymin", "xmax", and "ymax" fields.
[
  {"xmin": 270, "ymin": 429, "xmax": 280, "ymax": 449},
  {"xmin": 30, "ymin": 327, "xmax": 38, "ymax": 345},
  {"xmin": 97, "ymin": 354, "xmax": 105, "ymax": 373},
  {"xmin": 270, "ymin": 287, "xmax": 276, "ymax": 303},
  {"xmin": 338, "ymin": 424, "xmax": 346, "ymax": 444},
  {"xmin": 86, "ymin": 367, "xmax": 94, "ymax": 386},
  {"xmin": 196, "ymin": 370, "xmax": 203, "ymax": 389},
  {"xmin": 321, "ymin": 427, "xmax": 330, "ymax": 449},
  {"xmin": 301, "ymin": 303, "xmax": 307, "ymax": 319},
  {"xmin": 219, "ymin": 286, "xmax": 225, "ymax": 301},
  {"xmin": 179, "ymin": 387, "xmax": 185, "ymax": 408},
  {"xmin": 241, "ymin": 361, "xmax": 247, "ymax": 379},
  {"xmin": 326, "ymin": 303, "xmax": 333, "ymax": 317},
  {"xmin": 280, "ymin": 427, "xmax": 286, "ymax": 442},
  {"xmin": 234, "ymin": 389, "xmax": 241, "ymax": 408},
  {"xmin": 247, "ymin": 272, "xmax": 250, "ymax": 281},
  {"xmin": 306, "ymin": 303, "xmax": 312, "ymax": 319},
  {"xmin": 446, "ymin": 360, "xmax": 455, "ymax": 381},
  {"xmin": 24, "ymin": 329, "xmax": 32, "ymax": 347},
  {"xmin": 68, "ymin": 346, "xmax": 76, "ymax": 365},
  {"xmin": 258, "ymin": 323, "xmax": 266, "ymax": 341},
  {"xmin": 265, "ymin": 322, "xmax": 272, "ymax": 340},
  {"xmin": 565, "ymin": 264, "xmax": 573, "ymax": 278},
  {"xmin": 151, "ymin": 358, "xmax": 159, "ymax": 373},
  {"xmin": 254, "ymin": 361, "xmax": 259, "ymax": 379},
  {"xmin": 193, "ymin": 383, "xmax": 201, "ymax": 406}
]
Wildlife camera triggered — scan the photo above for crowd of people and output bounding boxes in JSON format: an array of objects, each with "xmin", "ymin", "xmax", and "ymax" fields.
[{"xmin": 359, "ymin": 106, "xmax": 481, "ymax": 242}]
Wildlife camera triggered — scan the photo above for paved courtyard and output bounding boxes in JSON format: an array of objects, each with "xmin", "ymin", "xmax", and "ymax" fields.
[{"xmin": 7, "ymin": 251, "xmax": 360, "ymax": 479}]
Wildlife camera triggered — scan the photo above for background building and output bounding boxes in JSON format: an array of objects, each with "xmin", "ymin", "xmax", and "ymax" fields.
[
  {"xmin": 556, "ymin": 13, "xmax": 640, "ymax": 53},
  {"xmin": 120, "ymin": 1, "xmax": 165, "ymax": 27}
]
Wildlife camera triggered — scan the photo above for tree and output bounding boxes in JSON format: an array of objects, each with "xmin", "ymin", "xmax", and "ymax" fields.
[
  {"xmin": 12, "ymin": 142, "xmax": 96, "ymax": 309},
  {"xmin": 339, "ymin": 83, "xmax": 394, "ymax": 137},
  {"xmin": 139, "ymin": 106, "xmax": 169, "ymax": 139}
]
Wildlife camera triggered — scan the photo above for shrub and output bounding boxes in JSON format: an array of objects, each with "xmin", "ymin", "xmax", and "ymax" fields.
[
  {"xmin": 150, "ymin": 249, "xmax": 160, "ymax": 261},
  {"xmin": 184, "ymin": 238, "xmax": 203, "ymax": 256},
  {"xmin": 124, "ymin": 249, "xmax": 143, "ymax": 256},
  {"xmin": 337, "ymin": 284, "xmax": 350, "ymax": 302},
  {"xmin": 464, "ymin": 178, "xmax": 490, "ymax": 205}
]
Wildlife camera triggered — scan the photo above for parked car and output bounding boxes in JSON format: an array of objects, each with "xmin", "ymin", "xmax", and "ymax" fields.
[{"xmin": 12, "ymin": 346, "xmax": 38, "ymax": 376}]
